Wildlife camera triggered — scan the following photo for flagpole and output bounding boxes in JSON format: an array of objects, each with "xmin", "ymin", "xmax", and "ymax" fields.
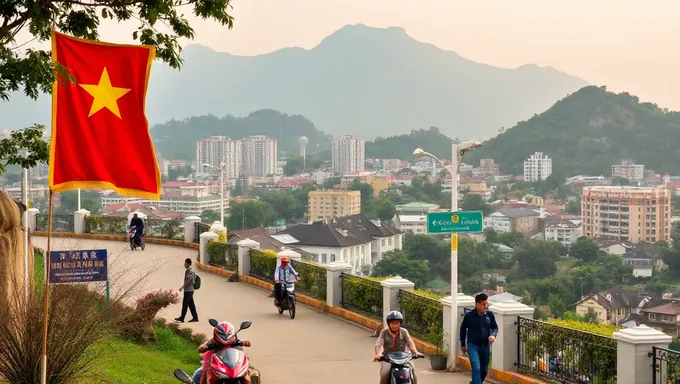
[{"xmin": 40, "ymin": 191, "xmax": 54, "ymax": 384}]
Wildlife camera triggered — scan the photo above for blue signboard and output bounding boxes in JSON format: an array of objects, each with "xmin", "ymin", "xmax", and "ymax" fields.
[{"xmin": 49, "ymin": 249, "xmax": 108, "ymax": 284}]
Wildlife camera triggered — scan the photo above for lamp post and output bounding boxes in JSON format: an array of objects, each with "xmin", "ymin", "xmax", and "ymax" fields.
[
  {"xmin": 203, "ymin": 162, "xmax": 225, "ymax": 224},
  {"xmin": 413, "ymin": 140, "xmax": 481, "ymax": 370}
]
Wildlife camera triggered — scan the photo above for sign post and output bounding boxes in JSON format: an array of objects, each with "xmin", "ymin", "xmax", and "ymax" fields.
[
  {"xmin": 427, "ymin": 210, "xmax": 484, "ymax": 234},
  {"xmin": 48, "ymin": 249, "xmax": 109, "ymax": 310}
]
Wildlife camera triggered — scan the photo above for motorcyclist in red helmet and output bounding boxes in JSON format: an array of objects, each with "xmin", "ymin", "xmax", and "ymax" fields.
[
  {"xmin": 273, "ymin": 256, "xmax": 300, "ymax": 306},
  {"xmin": 190, "ymin": 321, "xmax": 252, "ymax": 383}
]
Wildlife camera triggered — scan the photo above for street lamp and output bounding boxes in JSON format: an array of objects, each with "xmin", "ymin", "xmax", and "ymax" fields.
[
  {"xmin": 202, "ymin": 162, "xmax": 226, "ymax": 224},
  {"xmin": 412, "ymin": 140, "xmax": 482, "ymax": 370}
]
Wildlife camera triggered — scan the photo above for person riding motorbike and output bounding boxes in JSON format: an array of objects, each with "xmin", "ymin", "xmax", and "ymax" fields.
[
  {"xmin": 129, "ymin": 213, "xmax": 145, "ymax": 243},
  {"xmin": 373, "ymin": 311, "xmax": 424, "ymax": 384},
  {"xmin": 273, "ymin": 256, "xmax": 300, "ymax": 306},
  {"xmin": 190, "ymin": 321, "xmax": 252, "ymax": 384}
]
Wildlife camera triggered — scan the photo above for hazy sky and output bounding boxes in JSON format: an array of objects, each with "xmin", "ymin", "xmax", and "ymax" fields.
[{"xmin": 15, "ymin": 0, "xmax": 680, "ymax": 110}]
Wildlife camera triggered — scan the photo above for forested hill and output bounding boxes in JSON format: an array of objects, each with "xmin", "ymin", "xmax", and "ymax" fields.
[
  {"xmin": 365, "ymin": 127, "xmax": 455, "ymax": 160},
  {"xmin": 151, "ymin": 109, "xmax": 332, "ymax": 160},
  {"xmin": 466, "ymin": 86, "xmax": 680, "ymax": 176}
]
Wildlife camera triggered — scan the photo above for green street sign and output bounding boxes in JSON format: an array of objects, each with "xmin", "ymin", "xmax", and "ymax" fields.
[{"xmin": 427, "ymin": 211, "xmax": 484, "ymax": 234}]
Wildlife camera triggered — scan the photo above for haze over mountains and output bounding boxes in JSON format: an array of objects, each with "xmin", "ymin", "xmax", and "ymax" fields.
[{"xmin": 0, "ymin": 24, "xmax": 587, "ymax": 139}]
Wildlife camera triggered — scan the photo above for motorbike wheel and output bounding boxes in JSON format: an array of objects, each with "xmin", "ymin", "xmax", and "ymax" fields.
[
  {"xmin": 130, "ymin": 242, "xmax": 135, "ymax": 251},
  {"xmin": 277, "ymin": 305, "xmax": 284, "ymax": 314},
  {"xmin": 288, "ymin": 297, "xmax": 296, "ymax": 319},
  {"xmin": 141, "ymin": 242, "xmax": 145, "ymax": 251}
]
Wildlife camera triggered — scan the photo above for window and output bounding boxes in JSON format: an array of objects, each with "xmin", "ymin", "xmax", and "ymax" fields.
[
  {"xmin": 322, "ymin": 253, "xmax": 327, "ymax": 263},
  {"xmin": 649, "ymin": 313, "xmax": 656, "ymax": 321},
  {"xmin": 661, "ymin": 315, "xmax": 670, "ymax": 322}
]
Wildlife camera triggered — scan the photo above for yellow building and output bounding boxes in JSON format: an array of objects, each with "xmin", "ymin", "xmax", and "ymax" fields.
[
  {"xmin": 581, "ymin": 186, "xmax": 671, "ymax": 243},
  {"xmin": 363, "ymin": 175, "xmax": 391, "ymax": 196},
  {"xmin": 308, "ymin": 190, "xmax": 361, "ymax": 221}
]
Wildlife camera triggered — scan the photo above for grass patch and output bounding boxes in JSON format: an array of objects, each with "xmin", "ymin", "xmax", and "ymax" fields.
[
  {"xmin": 96, "ymin": 326, "xmax": 198, "ymax": 384},
  {"xmin": 32, "ymin": 250, "xmax": 199, "ymax": 384}
]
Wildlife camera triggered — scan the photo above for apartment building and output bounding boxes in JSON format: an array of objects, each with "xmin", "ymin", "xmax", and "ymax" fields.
[
  {"xmin": 332, "ymin": 135, "xmax": 365, "ymax": 175},
  {"xmin": 196, "ymin": 136, "xmax": 242, "ymax": 179},
  {"xmin": 612, "ymin": 159, "xmax": 645, "ymax": 182},
  {"xmin": 523, "ymin": 152, "xmax": 552, "ymax": 182},
  {"xmin": 241, "ymin": 135, "xmax": 277, "ymax": 177},
  {"xmin": 543, "ymin": 217, "xmax": 581, "ymax": 247},
  {"xmin": 581, "ymin": 186, "xmax": 671, "ymax": 243},
  {"xmin": 308, "ymin": 190, "xmax": 361, "ymax": 220}
]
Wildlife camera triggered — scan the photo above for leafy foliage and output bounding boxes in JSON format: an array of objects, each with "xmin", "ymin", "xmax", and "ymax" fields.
[
  {"xmin": 569, "ymin": 237, "xmax": 601, "ymax": 262},
  {"xmin": 292, "ymin": 260, "xmax": 327, "ymax": 301},
  {"xmin": 467, "ymin": 86, "xmax": 680, "ymax": 176},
  {"xmin": 340, "ymin": 273, "xmax": 383, "ymax": 319},
  {"xmin": 151, "ymin": 110, "xmax": 332, "ymax": 160},
  {"xmin": 0, "ymin": 125, "xmax": 49, "ymax": 175},
  {"xmin": 365, "ymin": 127, "xmax": 454, "ymax": 161},
  {"xmin": 207, "ymin": 241, "xmax": 237, "ymax": 271},
  {"xmin": 399, "ymin": 290, "xmax": 444, "ymax": 344},
  {"xmin": 85, "ymin": 215, "xmax": 127, "ymax": 234},
  {"xmin": 373, "ymin": 250, "xmax": 431, "ymax": 288},
  {"xmin": 226, "ymin": 200, "xmax": 275, "ymax": 230},
  {"xmin": 248, "ymin": 249, "xmax": 276, "ymax": 281},
  {"xmin": 0, "ymin": 0, "xmax": 234, "ymax": 101}
]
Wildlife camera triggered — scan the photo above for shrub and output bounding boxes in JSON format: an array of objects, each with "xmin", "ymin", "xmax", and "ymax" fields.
[
  {"xmin": 294, "ymin": 261, "xmax": 327, "ymax": 301},
  {"xmin": 399, "ymin": 290, "xmax": 444, "ymax": 342},
  {"xmin": 85, "ymin": 215, "xmax": 127, "ymax": 234},
  {"xmin": 340, "ymin": 274, "xmax": 383, "ymax": 318},
  {"xmin": 121, "ymin": 289, "xmax": 180, "ymax": 343},
  {"xmin": 547, "ymin": 319, "xmax": 620, "ymax": 337},
  {"xmin": 250, "ymin": 250, "xmax": 277, "ymax": 280},
  {"xmin": 207, "ymin": 241, "xmax": 228, "ymax": 266}
]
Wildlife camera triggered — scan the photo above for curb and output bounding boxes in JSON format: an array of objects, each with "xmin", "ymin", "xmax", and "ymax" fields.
[
  {"xmin": 33, "ymin": 232, "xmax": 200, "ymax": 249},
  {"xmin": 456, "ymin": 356, "xmax": 547, "ymax": 384}
]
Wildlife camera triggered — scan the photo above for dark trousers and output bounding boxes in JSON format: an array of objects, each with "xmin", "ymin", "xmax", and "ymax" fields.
[
  {"xmin": 273, "ymin": 283, "xmax": 283, "ymax": 302},
  {"xmin": 468, "ymin": 343, "xmax": 490, "ymax": 384},
  {"xmin": 180, "ymin": 291, "xmax": 198, "ymax": 321}
]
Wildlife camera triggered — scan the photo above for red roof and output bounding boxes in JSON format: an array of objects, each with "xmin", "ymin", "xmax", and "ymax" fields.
[
  {"xmin": 275, "ymin": 177, "xmax": 309, "ymax": 187},
  {"xmin": 666, "ymin": 182, "xmax": 680, "ymax": 190},
  {"xmin": 162, "ymin": 181, "xmax": 198, "ymax": 187},
  {"xmin": 104, "ymin": 202, "xmax": 145, "ymax": 213}
]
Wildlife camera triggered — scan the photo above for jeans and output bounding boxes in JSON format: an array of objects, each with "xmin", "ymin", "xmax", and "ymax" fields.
[
  {"xmin": 191, "ymin": 367, "xmax": 202, "ymax": 383},
  {"xmin": 273, "ymin": 283, "xmax": 283, "ymax": 303},
  {"xmin": 467, "ymin": 343, "xmax": 490, "ymax": 384},
  {"xmin": 179, "ymin": 291, "xmax": 198, "ymax": 321}
]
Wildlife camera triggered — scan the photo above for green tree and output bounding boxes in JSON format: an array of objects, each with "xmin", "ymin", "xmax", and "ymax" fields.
[
  {"xmin": 231, "ymin": 179, "xmax": 244, "ymax": 197},
  {"xmin": 348, "ymin": 178, "xmax": 375, "ymax": 213},
  {"xmin": 483, "ymin": 227, "xmax": 500, "ymax": 243},
  {"xmin": 460, "ymin": 193, "xmax": 492, "ymax": 215},
  {"xmin": 565, "ymin": 200, "xmax": 581, "ymax": 215},
  {"xmin": 548, "ymin": 293, "xmax": 568, "ymax": 318},
  {"xmin": 514, "ymin": 241, "xmax": 560, "ymax": 279},
  {"xmin": 1, "ymin": 0, "xmax": 234, "ymax": 101},
  {"xmin": 257, "ymin": 190, "xmax": 305, "ymax": 221},
  {"xmin": 200, "ymin": 209, "xmax": 220, "ymax": 223},
  {"xmin": 461, "ymin": 277, "xmax": 484, "ymax": 295},
  {"xmin": 372, "ymin": 250, "xmax": 431, "ymax": 288},
  {"xmin": 1, "ymin": 171, "xmax": 21, "ymax": 184},
  {"xmin": 374, "ymin": 197, "xmax": 396, "ymax": 221},
  {"xmin": 0, "ymin": 125, "xmax": 49, "ymax": 175},
  {"xmin": 499, "ymin": 231, "xmax": 527, "ymax": 248},
  {"xmin": 59, "ymin": 190, "xmax": 101, "ymax": 213},
  {"xmin": 226, "ymin": 200, "xmax": 275, "ymax": 230},
  {"xmin": 168, "ymin": 165, "xmax": 192, "ymax": 181},
  {"xmin": 569, "ymin": 237, "xmax": 601, "ymax": 262},
  {"xmin": 322, "ymin": 177, "xmax": 341, "ymax": 189},
  {"xmin": 403, "ymin": 233, "xmax": 450, "ymax": 279},
  {"xmin": 282, "ymin": 155, "xmax": 324, "ymax": 176},
  {"xmin": 611, "ymin": 177, "xmax": 631, "ymax": 186}
]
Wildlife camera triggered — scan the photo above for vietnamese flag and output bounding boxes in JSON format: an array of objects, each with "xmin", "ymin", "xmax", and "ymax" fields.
[{"xmin": 48, "ymin": 31, "xmax": 161, "ymax": 199}]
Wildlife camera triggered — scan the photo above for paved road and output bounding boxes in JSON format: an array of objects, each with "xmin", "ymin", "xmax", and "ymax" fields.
[{"xmin": 34, "ymin": 237, "xmax": 471, "ymax": 384}]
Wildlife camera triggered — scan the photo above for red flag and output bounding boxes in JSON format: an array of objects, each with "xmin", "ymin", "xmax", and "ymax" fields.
[{"xmin": 48, "ymin": 31, "xmax": 161, "ymax": 199}]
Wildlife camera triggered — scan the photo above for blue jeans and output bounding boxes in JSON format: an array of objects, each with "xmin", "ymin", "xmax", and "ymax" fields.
[
  {"xmin": 192, "ymin": 367, "xmax": 202, "ymax": 383},
  {"xmin": 467, "ymin": 343, "xmax": 490, "ymax": 384}
]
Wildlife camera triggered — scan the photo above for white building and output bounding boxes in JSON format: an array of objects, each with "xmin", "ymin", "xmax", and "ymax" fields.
[
  {"xmin": 196, "ymin": 136, "xmax": 242, "ymax": 179},
  {"xmin": 612, "ymin": 159, "xmax": 645, "ymax": 182},
  {"xmin": 241, "ymin": 135, "xmax": 278, "ymax": 177},
  {"xmin": 332, "ymin": 135, "xmax": 365, "ymax": 175},
  {"xmin": 392, "ymin": 214, "xmax": 428, "ymax": 234},
  {"xmin": 544, "ymin": 218, "xmax": 582, "ymax": 247},
  {"xmin": 523, "ymin": 151, "xmax": 552, "ymax": 182},
  {"xmin": 274, "ymin": 214, "xmax": 402, "ymax": 274},
  {"xmin": 484, "ymin": 212, "xmax": 511, "ymax": 233}
]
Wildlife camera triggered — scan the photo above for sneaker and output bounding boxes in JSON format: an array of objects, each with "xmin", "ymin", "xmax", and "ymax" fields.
[{"xmin": 174, "ymin": 317, "xmax": 184, "ymax": 323}]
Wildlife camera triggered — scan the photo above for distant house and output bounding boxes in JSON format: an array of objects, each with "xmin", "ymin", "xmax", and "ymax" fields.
[
  {"xmin": 575, "ymin": 286, "xmax": 655, "ymax": 325},
  {"xmin": 484, "ymin": 207, "xmax": 540, "ymax": 236},
  {"xmin": 392, "ymin": 214, "xmax": 428, "ymax": 234},
  {"xmin": 543, "ymin": 217, "xmax": 581, "ymax": 247},
  {"xmin": 226, "ymin": 228, "xmax": 313, "ymax": 260},
  {"xmin": 273, "ymin": 213, "xmax": 403, "ymax": 273},
  {"xmin": 489, "ymin": 243, "xmax": 514, "ymax": 259},
  {"xmin": 638, "ymin": 301, "xmax": 680, "ymax": 337},
  {"xmin": 593, "ymin": 239, "xmax": 668, "ymax": 275}
]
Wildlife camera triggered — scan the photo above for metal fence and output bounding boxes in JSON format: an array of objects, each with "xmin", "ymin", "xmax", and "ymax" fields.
[
  {"xmin": 36, "ymin": 214, "xmax": 74, "ymax": 232},
  {"xmin": 193, "ymin": 222, "xmax": 211, "ymax": 243},
  {"xmin": 145, "ymin": 218, "xmax": 184, "ymax": 240},
  {"xmin": 249, "ymin": 249, "xmax": 276, "ymax": 282},
  {"xmin": 517, "ymin": 316, "xmax": 617, "ymax": 384},
  {"xmin": 652, "ymin": 346, "xmax": 680, "ymax": 384},
  {"xmin": 340, "ymin": 273, "xmax": 383, "ymax": 319}
]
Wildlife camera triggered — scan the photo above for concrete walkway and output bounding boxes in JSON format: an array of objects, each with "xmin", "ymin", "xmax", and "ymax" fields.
[{"xmin": 34, "ymin": 237, "xmax": 471, "ymax": 384}]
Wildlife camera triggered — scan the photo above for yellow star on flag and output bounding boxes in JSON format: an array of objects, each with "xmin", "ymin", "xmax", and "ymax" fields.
[{"xmin": 79, "ymin": 67, "xmax": 131, "ymax": 119}]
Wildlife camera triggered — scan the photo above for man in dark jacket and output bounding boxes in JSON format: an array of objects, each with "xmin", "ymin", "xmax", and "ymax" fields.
[
  {"xmin": 460, "ymin": 293, "xmax": 498, "ymax": 384},
  {"xmin": 129, "ymin": 213, "xmax": 144, "ymax": 242}
]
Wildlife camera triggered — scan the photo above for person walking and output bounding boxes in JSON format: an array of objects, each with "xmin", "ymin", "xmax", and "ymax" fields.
[
  {"xmin": 175, "ymin": 258, "xmax": 199, "ymax": 323},
  {"xmin": 460, "ymin": 293, "xmax": 498, "ymax": 384}
]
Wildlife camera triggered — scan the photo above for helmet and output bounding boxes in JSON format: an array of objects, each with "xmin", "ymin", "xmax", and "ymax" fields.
[
  {"xmin": 212, "ymin": 321, "xmax": 236, "ymax": 344},
  {"xmin": 281, "ymin": 256, "xmax": 290, "ymax": 265},
  {"xmin": 386, "ymin": 311, "xmax": 404, "ymax": 323}
]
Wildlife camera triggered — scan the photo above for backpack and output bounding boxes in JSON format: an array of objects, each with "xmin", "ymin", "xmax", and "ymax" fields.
[{"xmin": 193, "ymin": 273, "xmax": 201, "ymax": 290}]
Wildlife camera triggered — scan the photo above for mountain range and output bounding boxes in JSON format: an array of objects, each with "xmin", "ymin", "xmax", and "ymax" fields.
[{"xmin": 1, "ymin": 24, "xmax": 587, "ymax": 139}]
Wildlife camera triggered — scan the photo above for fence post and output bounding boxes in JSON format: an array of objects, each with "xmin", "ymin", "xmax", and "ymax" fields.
[
  {"xmin": 73, "ymin": 209, "xmax": 90, "ymax": 234},
  {"xmin": 27, "ymin": 208, "xmax": 39, "ymax": 233},
  {"xmin": 441, "ymin": 293, "xmax": 476, "ymax": 356},
  {"xmin": 381, "ymin": 276, "xmax": 415, "ymax": 325},
  {"xmin": 184, "ymin": 216, "xmax": 201, "ymax": 243},
  {"xmin": 236, "ymin": 239, "xmax": 260, "ymax": 277},
  {"xmin": 324, "ymin": 262, "xmax": 352, "ymax": 307},
  {"xmin": 277, "ymin": 249, "xmax": 301, "ymax": 268},
  {"xmin": 488, "ymin": 300, "xmax": 534, "ymax": 372},
  {"xmin": 612, "ymin": 325, "xmax": 672, "ymax": 384},
  {"xmin": 199, "ymin": 231, "xmax": 218, "ymax": 265}
]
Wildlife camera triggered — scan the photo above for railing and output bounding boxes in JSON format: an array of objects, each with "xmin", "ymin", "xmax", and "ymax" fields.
[
  {"xmin": 207, "ymin": 241, "xmax": 238, "ymax": 271},
  {"xmin": 517, "ymin": 317, "xmax": 617, "ymax": 384},
  {"xmin": 193, "ymin": 222, "xmax": 210, "ymax": 243},
  {"xmin": 652, "ymin": 346, "xmax": 680, "ymax": 384},
  {"xmin": 36, "ymin": 214, "xmax": 74, "ymax": 232},
  {"xmin": 249, "ymin": 249, "xmax": 276, "ymax": 281},
  {"xmin": 398, "ymin": 290, "xmax": 444, "ymax": 341},
  {"xmin": 85, "ymin": 215, "xmax": 128, "ymax": 234},
  {"xmin": 340, "ymin": 273, "xmax": 383, "ymax": 319},
  {"xmin": 294, "ymin": 261, "xmax": 327, "ymax": 302}
]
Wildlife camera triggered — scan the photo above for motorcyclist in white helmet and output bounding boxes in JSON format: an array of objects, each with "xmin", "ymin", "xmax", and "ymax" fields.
[{"xmin": 373, "ymin": 311, "xmax": 424, "ymax": 384}]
